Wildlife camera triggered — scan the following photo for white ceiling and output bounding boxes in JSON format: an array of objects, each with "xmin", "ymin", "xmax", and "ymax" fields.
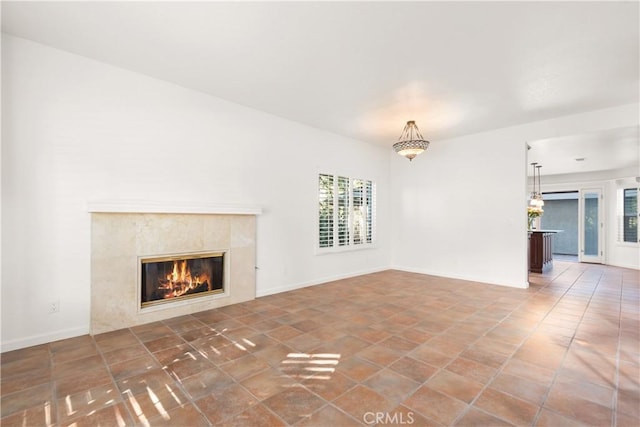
[
  {"xmin": 528, "ymin": 126, "xmax": 639, "ymax": 177},
  {"xmin": 2, "ymin": 1, "xmax": 639, "ymax": 153}
]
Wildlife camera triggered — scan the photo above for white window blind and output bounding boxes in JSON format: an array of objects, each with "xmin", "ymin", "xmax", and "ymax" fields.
[
  {"xmin": 617, "ymin": 187, "xmax": 638, "ymax": 243},
  {"xmin": 318, "ymin": 174, "xmax": 334, "ymax": 248},
  {"xmin": 366, "ymin": 180, "xmax": 374, "ymax": 244},
  {"xmin": 318, "ymin": 174, "xmax": 376, "ymax": 250},
  {"xmin": 337, "ymin": 176, "xmax": 350, "ymax": 246}
]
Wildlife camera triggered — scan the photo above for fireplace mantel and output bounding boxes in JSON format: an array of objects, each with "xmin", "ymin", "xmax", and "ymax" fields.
[
  {"xmin": 87, "ymin": 200, "xmax": 262, "ymax": 215},
  {"xmin": 89, "ymin": 206, "xmax": 258, "ymax": 334}
]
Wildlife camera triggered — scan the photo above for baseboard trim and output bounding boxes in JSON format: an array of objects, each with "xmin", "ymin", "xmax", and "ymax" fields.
[
  {"xmin": 391, "ymin": 265, "xmax": 529, "ymax": 289},
  {"xmin": 256, "ymin": 266, "xmax": 391, "ymax": 297},
  {"xmin": 1, "ymin": 326, "xmax": 89, "ymax": 353},
  {"xmin": 2, "ymin": 266, "xmax": 532, "ymax": 352},
  {"xmin": 3, "ymin": 269, "xmax": 391, "ymax": 352},
  {"xmin": 606, "ymin": 261, "xmax": 640, "ymax": 271}
]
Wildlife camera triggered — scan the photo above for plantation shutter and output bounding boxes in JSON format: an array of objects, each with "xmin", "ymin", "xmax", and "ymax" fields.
[
  {"xmin": 623, "ymin": 188, "xmax": 638, "ymax": 243},
  {"xmin": 318, "ymin": 173, "xmax": 375, "ymax": 250},
  {"xmin": 352, "ymin": 179, "xmax": 364, "ymax": 244},
  {"xmin": 337, "ymin": 176, "xmax": 350, "ymax": 246},
  {"xmin": 366, "ymin": 180, "xmax": 374, "ymax": 243},
  {"xmin": 318, "ymin": 174, "xmax": 334, "ymax": 248}
]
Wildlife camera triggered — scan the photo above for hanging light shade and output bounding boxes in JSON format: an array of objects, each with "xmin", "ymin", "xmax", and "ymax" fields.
[
  {"xmin": 535, "ymin": 165, "xmax": 544, "ymax": 207},
  {"xmin": 393, "ymin": 120, "xmax": 430, "ymax": 161},
  {"xmin": 529, "ymin": 162, "xmax": 545, "ymax": 208},
  {"xmin": 529, "ymin": 162, "xmax": 539, "ymax": 207}
]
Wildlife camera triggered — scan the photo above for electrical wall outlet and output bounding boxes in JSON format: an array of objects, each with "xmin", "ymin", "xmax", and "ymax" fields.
[{"xmin": 49, "ymin": 300, "xmax": 60, "ymax": 314}]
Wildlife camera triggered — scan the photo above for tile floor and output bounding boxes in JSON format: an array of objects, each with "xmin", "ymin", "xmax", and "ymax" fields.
[{"xmin": 1, "ymin": 262, "xmax": 638, "ymax": 426}]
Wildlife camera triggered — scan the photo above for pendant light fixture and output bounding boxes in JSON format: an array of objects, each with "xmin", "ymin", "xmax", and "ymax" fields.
[
  {"xmin": 393, "ymin": 120, "xmax": 430, "ymax": 161},
  {"xmin": 535, "ymin": 164, "xmax": 545, "ymax": 207},
  {"xmin": 529, "ymin": 162, "xmax": 544, "ymax": 208}
]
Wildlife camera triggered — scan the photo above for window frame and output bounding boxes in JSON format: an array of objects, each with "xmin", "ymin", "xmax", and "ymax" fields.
[
  {"xmin": 317, "ymin": 173, "xmax": 376, "ymax": 253},
  {"xmin": 619, "ymin": 187, "xmax": 639, "ymax": 245}
]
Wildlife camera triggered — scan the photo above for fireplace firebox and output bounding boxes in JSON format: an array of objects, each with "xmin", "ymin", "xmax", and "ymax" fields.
[{"xmin": 140, "ymin": 252, "xmax": 224, "ymax": 308}]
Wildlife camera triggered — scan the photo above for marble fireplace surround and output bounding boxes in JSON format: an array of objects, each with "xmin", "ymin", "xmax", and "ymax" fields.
[{"xmin": 89, "ymin": 201, "xmax": 261, "ymax": 335}]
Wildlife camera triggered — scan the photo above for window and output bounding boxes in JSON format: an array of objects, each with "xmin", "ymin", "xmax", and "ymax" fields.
[
  {"xmin": 318, "ymin": 174, "xmax": 334, "ymax": 248},
  {"xmin": 619, "ymin": 188, "xmax": 638, "ymax": 243},
  {"xmin": 318, "ymin": 173, "xmax": 375, "ymax": 250}
]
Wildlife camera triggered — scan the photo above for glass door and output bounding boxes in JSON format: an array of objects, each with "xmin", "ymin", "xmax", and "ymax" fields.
[{"xmin": 579, "ymin": 188, "xmax": 604, "ymax": 263}]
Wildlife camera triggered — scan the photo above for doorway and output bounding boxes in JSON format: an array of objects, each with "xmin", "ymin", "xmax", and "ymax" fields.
[
  {"xmin": 579, "ymin": 188, "xmax": 604, "ymax": 263},
  {"xmin": 539, "ymin": 189, "xmax": 605, "ymax": 264},
  {"xmin": 539, "ymin": 191, "xmax": 579, "ymax": 261}
]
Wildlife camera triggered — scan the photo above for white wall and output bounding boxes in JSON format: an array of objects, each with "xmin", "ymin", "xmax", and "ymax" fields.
[
  {"xmin": 390, "ymin": 126, "xmax": 529, "ymax": 288},
  {"xmin": 1, "ymin": 35, "xmax": 391, "ymax": 351},
  {"xmin": 390, "ymin": 104, "xmax": 639, "ymax": 288}
]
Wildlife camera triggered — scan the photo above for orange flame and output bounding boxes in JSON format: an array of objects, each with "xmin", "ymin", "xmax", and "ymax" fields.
[{"xmin": 160, "ymin": 260, "xmax": 209, "ymax": 299}]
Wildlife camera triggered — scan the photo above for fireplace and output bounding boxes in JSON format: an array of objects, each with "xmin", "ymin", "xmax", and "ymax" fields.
[
  {"xmin": 89, "ymin": 205, "xmax": 259, "ymax": 335},
  {"xmin": 140, "ymin": 252, "xmax": 224, "ymax": 308}
]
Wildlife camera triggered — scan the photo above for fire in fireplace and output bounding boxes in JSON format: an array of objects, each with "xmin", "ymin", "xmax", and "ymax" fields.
[{"xmin": 140, "ymin": 252, "xmax": 224, "ymax": 307}]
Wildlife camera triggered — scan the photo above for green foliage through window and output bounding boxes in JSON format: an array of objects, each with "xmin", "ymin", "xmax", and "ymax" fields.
[{"xmin": 318, "ymin": 174, "xmax": 334, "ymax": 248}]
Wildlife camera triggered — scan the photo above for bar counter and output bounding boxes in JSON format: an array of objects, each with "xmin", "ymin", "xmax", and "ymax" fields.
[{"xmin": 528, "ymin": 230, "xmax": 562, "ymax": 273}]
